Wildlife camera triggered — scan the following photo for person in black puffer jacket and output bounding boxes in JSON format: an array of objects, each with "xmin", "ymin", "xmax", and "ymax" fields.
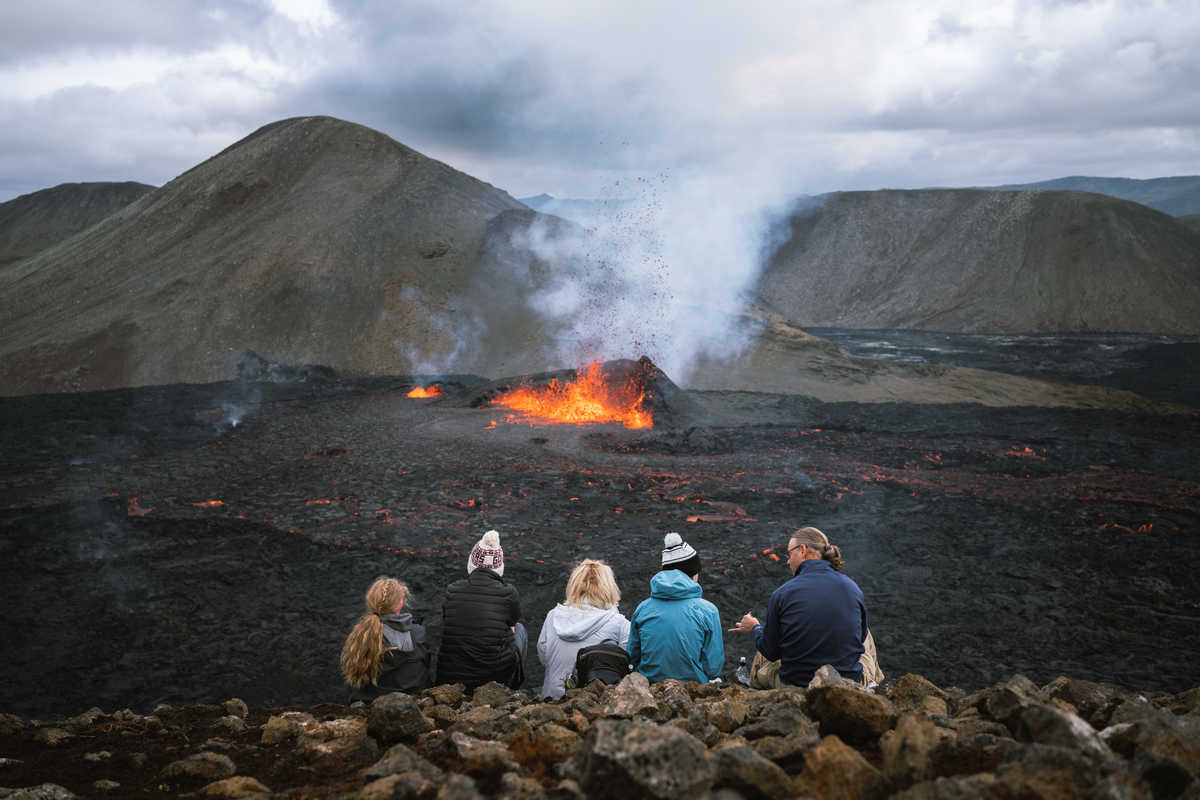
[
  {"xmin": 340, "ymin": 576, "xmax": 432, "ymax": 700},
  {"xmin": 437, "ymin": 529, "xmax": 526, "ymax": 690}
]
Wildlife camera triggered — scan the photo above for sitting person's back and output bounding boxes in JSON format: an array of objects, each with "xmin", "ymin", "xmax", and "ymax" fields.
[
  {"xmin": 731, "ymin": 526, "xmax": 868, "ymax": 686},
  {"xmin": 628, "ymin": 533, "xmax": 724, "ymax": 683},
  {"xmin": 437, "ymin": 530, "xmax": 526, "ymax": 690},
  {"xmin": 340, "ymin": 576, "xmax": 431, "ymax": 700},
  {"xmin": 537, "ymin": 559, "xmax": 630, "ymax": 699}
]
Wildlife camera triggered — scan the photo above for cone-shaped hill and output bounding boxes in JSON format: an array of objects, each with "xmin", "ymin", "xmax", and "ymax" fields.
[
  {"xmin": 0, "ymin": 182, "xmax": 155, "ymax": 268},
  {"xmin": 756, "ymin": 189, "xmax": 1200, "ymax": 333},
  {"xmin": 0, "ymin": 117, "xmax": 572, "ymax": 395}
]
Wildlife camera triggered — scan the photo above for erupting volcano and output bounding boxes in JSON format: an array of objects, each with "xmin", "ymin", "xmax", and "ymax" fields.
[
  {"xmin": 406, "ymin": 385, "xmax": 443, "ymax": 398},
  {"xmin": 489, "ymin": 359, "xmax": 654, "ymax": 429}
]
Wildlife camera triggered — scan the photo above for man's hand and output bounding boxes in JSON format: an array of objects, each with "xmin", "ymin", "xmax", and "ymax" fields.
[{"xmin": 728, "ymin": 613, "xmax": 759, "ymax": 633}]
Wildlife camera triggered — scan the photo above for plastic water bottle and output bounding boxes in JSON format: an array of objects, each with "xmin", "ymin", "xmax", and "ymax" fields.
[{"xmin": 735, "ymin": 656, "xmax": 750, "ymax": 686}]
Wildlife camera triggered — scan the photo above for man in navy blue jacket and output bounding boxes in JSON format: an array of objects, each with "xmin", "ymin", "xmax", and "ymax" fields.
[{"xmin": 730, "ymin": 526, "xmax": 867, "ymax": 685}]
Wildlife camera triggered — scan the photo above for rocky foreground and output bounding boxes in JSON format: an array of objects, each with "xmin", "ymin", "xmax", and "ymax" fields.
[{"xmin": 2, "ymin": 670, "xmax": 1198, "ymax": 799}]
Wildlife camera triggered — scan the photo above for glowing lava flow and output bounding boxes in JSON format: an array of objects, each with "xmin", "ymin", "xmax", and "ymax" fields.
[
  {"xmin": 492, "ymin": 360, "xmax": 652, "ymax": 429},
  {"xmin": 406, "ymin": 385, "xmax": 443, "ymax": 398}
]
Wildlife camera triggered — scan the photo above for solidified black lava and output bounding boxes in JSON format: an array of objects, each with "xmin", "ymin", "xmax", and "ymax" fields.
[{"xmin": 1, "ymin": 370, "xmax": 1198, "ymax": 717}]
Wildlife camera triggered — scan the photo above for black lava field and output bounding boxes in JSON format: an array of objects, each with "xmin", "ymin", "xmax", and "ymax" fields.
[{"xmin": 2, "ymin": 360, "xmax": 1199, "ymax": 718}]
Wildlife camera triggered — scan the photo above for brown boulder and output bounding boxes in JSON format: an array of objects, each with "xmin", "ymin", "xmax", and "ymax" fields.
[
  {"xmin": 261, "ymin": 711, "xmax": 315, "ymax": 745},
  {"xmin": 222, "ymin": 698, "xmax": 249, "ymax": 719},
  {"xmin": 701, "ymin": 698, "xmax": 750, "ymax": 733},
  {"xmin": 1013, "ymin": 703, "xmax": 1113, "ymax": 760},
  {"xmin": 363, "ymin": 742, "xmax": 442, "ymax": 781},
  {"xmin": 297, "ymin": 717, "xmax": 379, "ymax": 772},
  {"xmin": 891, "ymin": 674, "xmax": 953, "ymax": 716},
  {"xmin": 446, "ymin": 732, "xmax": 519, "ymax": 790},
  {"xmin": 793, "ymin": 734, "xmax": 885, "ymax": 800},
  {"xmin": 881, "ymin": 712, "xmax": 957, "ymax": 789},
  {"xmin": 709, "ymin": 739, "xmax": 794, "ymax": 799},
  {"xmin": 422, "ymin": 684, "xmax": 466, "ymax": 707},
  {"xmin": 805, "ymin": 683, "xmax": 898, "ymax": 745},
  {"xmin": 577, "ymin": 718, "xmax": 714, "ymax": 799},
  {"xmin": 358, "ymin": 771, "xmax": 440, "ymax": 800},
  {"xmin": 471, "ymin": 681, "xmax": 521, "ymax": 708},
  {"xmin": 160, "ymin": 752, "xmax": 237, "ymax": 781},
  {"xmin": 197, "ymin": 776, "xmax": 272, "ymax": 798},
  {"xmin": 750, "ymin": 729, "xmax": 820, "ymax": 774},
  {"xmin": 603, "ymin": 672, "xmax": 659, "ymax": 718},
  {"xmin": 369, "ymin": 692, "xmax": 436, "ymax": 745}
]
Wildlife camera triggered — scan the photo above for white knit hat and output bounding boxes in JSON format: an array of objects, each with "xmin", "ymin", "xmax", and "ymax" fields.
[
  {"xmin": 467, "ymin": 529, "xmax": 504, "ymax": 576},
  {"xmin": 661, "ymin": 532, "xmax": 701, "ymax": 577}
]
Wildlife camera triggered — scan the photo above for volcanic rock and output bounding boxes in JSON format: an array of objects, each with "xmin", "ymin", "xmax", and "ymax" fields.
[
  {"xmin": 601, "ymin": 672, "xmax": 658, "ymax": 718},
  {"xmin": 196, "ymin": 776, "xmax": 272, "ymax": 798},
  {"xmin": 804, "ymin": 682, "xmax": 898, "ymax": 745},
  {"xmin": 755, "ymin": 188, "xmax": 1200, "ymax": 334},
  {"xmin": 792, "ymin": 734, "xmax": 885, "ymax": 800},
  {"xmin": 575, "ymin": 719, "xmax": 714, "ymax": 798},
  {"xmin": 159, "ymin": 751, "xmax": 236, "ymax": 781},
  {"xmin": 0, "ymin": 182, "xmax": 154, "ymax": 268},
  {"xmin": 881, "ymin": 713, "xmax": 957, "ymax": 789},
  {"xmin": 708, "ymin": 739, "xmax": 794, "ymax": 799},
  {"xmin": 367, "ymin": 692, "xmax": 435, "ymax": 745},
  {"xmin": 686, "ymin": 311, "xmax": 1189, "ymax": 412}
]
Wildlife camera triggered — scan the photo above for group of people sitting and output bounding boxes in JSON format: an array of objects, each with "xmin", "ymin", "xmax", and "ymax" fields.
[{"xmin": 340, "ymin": 526, "xmax": 881, "ymax": 700}]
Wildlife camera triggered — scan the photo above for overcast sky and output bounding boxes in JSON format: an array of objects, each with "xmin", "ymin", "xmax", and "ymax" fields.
[{"xmin": 2, "ymin": 0, "xmax": 1198, "ymax": 204}]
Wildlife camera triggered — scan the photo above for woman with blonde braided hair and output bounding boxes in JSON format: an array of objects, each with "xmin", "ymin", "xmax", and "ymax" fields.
[
  {"xmin": 340, "ymin": 576, "xmax": 431, "ymax": 699},
  {"xmin": 730, "ymin": 526, "xmax": 881, "ymax": 686}
]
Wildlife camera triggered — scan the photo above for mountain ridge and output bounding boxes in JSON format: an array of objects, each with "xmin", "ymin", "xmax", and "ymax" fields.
[{"xmin": 755, "ymin": 188, "xmax": 1200, "ymax": 334}]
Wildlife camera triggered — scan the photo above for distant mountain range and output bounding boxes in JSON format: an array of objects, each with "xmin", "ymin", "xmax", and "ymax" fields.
[{"xmin": 978, "ymin": 175, "xmax": 1200, "ymax": 217}]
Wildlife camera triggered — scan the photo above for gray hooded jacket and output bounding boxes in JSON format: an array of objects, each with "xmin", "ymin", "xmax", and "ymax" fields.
[{"xmin": 536, "ymin": 602, "xmax": 630, "ymax": 699}]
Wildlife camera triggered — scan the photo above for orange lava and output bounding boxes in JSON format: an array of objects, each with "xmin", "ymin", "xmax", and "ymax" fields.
[
  {"xmin": 189, "ymin": 500, "xmax": 226, "ymax": 508},
  {"xmin": 492, "ymin": 360, "xmax": 652, "ymax": 429},
  {"xmin": 407, "ymin": 385, "xmax": 443, "ymax": 398}
]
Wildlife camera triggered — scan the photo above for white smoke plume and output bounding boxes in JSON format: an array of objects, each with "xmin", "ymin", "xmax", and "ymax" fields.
[{"xmin": 512, "ymin": 170, "xmax": 794, "ymax": 384}]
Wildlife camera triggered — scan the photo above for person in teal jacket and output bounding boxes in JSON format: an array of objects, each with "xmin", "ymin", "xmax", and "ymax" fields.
[{"xmin": 628, "ymin": 532, "xmax": 725, "ymax": 683}]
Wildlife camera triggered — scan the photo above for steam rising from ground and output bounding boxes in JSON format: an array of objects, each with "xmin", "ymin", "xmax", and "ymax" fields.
[{"xmin": 513, "ymin": 172, "xmax": 794, "ymax": 383}]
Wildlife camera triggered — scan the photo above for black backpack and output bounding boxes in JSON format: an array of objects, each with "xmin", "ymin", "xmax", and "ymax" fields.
[{"xmin": 565, "ymin": 642, "xmax": 631, "ymax": 690}]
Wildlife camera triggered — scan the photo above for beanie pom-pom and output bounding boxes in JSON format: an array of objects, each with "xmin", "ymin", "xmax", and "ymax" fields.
[
  {"xmin": 663, "ymin": 531, "xmax": 682, "ymax": 548},
  {"xmin": 481, "ymin": 529, "xmax": 501, "ymax": 548}
]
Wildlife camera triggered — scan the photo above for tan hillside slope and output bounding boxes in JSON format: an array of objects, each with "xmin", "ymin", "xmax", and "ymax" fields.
[
  {"xmin": 0, "ymin": 181, "xmax": 155, "ymax": 268},
  {"xmin": 0, "ymin": 117, "xmax": 547, "ymax": 395},
  {"xmin": 756, "ymin": 189, "xmax": 1200, "ymax": 333}
]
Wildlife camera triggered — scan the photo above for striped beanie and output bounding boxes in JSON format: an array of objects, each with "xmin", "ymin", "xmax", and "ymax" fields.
[{"xmin": 661, "ymin": 532, "xmax": 701, "ymax": 577}]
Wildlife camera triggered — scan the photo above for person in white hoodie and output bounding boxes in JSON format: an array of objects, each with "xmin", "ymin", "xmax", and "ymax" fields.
[{"xmin": 537, "ymin": 559, "xmax": 631, "ymax": 700}]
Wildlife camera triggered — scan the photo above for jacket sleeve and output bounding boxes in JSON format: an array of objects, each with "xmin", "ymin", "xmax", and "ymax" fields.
[
  {"xmin": 627, "ymin": 613, "xmax": 642, "ymax": 667},
  {"xmin": 508, "ymin": 586, "xmax": 522, "ymax": 627},
  {"xmin": 753, "ymin": 590, "xmax": 782, "ymax": 661},
  {"xmin": 616, "ymin": 615, "xmax": 631, "ymax": 650},
  {"xmin": 701, "ymin": 604, "xmax": 725, "ymax": 681},
  {"xmin": 536, "ymin": 610, "xmax": 552, "ymax": 666}
]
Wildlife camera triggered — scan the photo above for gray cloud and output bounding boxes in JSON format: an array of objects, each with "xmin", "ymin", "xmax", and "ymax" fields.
[
  {"xmin": 0, "ymin": 1, "xmax": 268, "ymax": 64},
  {"xmin": 2, "ymin": 0, "xmax": 1199, "ymax": 203}
]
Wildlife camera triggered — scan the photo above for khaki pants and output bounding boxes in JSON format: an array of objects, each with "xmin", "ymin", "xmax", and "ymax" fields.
[{"xmin": 749, "ymin": 629, "xmax": 883, "ymax": 688}]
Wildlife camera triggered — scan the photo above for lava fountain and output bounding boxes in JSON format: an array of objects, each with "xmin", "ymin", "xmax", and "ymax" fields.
[
  {"xmin": 491, "ymin": 360, "xmax": 653, "ymax": 429},
  {"xmin": 406, "ymin": 385, "xmax": 443, "ymax": 398}
]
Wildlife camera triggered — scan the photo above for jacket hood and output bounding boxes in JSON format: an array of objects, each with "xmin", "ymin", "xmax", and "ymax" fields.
[
  {"xmin": 649, "ymin": 569, "xmax": 703, "ymax": 600},
  {"xmin": 549, "ymin": 603, "xmax": 623, "ymax": 642}
]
